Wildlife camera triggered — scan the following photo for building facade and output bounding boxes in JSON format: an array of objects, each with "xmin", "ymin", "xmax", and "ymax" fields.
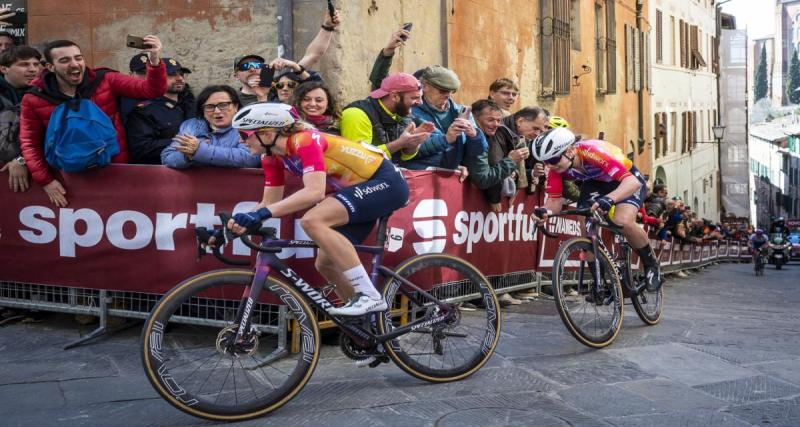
[
  {"xmin": 773, "ymin": 0, "xmax": 800, "ymax": 106},
  {"xmin": 650, "ymin": 0, "xmax": 720, "ymax": 220},
  {"xmin": 749, "ymin": 124, "xmax": 800, "ymax": 227}
]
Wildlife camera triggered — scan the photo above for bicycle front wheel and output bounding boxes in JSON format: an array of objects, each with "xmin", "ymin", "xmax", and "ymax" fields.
[
  {"xmin": 141, "ymin": 269, "xmax": 320, "ymax": 421},
  {"xmin": 377, "ymin": 254, "xmax": 501, "ymax": 382},
  {"xmin": 552, "ymin": 237, "xmax": 623, "ymax": 348},
  {"xmin": 629, "ymin": 269, "xmax": 663, "ymax": 326}
]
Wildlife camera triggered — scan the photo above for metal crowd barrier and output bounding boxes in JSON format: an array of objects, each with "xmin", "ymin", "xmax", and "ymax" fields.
[{"xmin": 0, "ymin": 238, "xmax": 752, "ymax": 350}]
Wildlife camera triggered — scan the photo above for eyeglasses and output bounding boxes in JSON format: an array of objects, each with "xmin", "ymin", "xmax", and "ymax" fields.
[
  {"xmin": 544, "ymin": 155, "xmax": 563, "ymax": 166},
  {"xmin": 274, "ymin": 81, "xmax": 297, "ymax": 90},
  {"xmin": 237, "ymin": 61, "xmax": 264, "ymax": 71},
  {"xmin": 202, "ymin": 102, "xmax": 234, "ymax": 112}
]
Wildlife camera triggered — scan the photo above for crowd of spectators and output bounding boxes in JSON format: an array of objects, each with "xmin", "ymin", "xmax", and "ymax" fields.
[{"xmin": 0, "ymin": 9, "xmax": 752, "ymax": 302}]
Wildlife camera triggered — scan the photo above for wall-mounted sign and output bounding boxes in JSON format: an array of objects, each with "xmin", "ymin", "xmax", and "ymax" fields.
[{"xmin": 0, "ymin": 1, "xmax": 27, "ymax": 45}]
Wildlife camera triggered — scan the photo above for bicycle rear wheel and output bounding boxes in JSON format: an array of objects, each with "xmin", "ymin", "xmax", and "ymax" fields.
[
  {"xmin": 377, "ymin": 254, "xmax": 500, "ymax": 382},
  {"xmin": 141, "ymin": 269, "xmax": 320, "ymax": 421},
  {"xmin": 552, "ymin": 237, "xmax": 623, "ymax": 348}
]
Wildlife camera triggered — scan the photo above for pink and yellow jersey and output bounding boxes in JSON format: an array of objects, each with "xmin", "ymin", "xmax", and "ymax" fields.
[
  {"xmin": 261, "ymin": 130, "xmax": 386, "ymax": 189},
  {"xmin": 545, "ymin": 139, "xmax": 634, "ymax": 198}
]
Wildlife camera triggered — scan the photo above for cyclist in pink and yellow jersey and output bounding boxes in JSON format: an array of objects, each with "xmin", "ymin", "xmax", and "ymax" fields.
[
  {"xmin": 222, "ymin": 103, "xmax": 409, "ymax": 316},
  {"xmin": 532, "ymin": 127, "xmax": 662, "ymax": 291}
]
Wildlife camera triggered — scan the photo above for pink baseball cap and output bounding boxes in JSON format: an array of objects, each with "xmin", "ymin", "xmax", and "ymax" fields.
[{"xmin": 369, "ymin": 73, "xmax": 422, "ymax": 98}]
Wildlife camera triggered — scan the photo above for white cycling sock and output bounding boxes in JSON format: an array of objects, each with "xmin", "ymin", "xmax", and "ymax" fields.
[{"xmin": 343, "ymin": 265, "xmax": 382, "ymax": 300}]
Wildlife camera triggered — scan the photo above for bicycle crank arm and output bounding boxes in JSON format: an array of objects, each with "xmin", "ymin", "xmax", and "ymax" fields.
[{"xmin": 410, "ymin": 328, "xmax": 468, "ymax": 338}]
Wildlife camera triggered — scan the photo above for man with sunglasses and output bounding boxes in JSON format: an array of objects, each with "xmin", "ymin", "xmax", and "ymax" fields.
[{"xmin": 532, "ymin": 127, "xmax": 662, "ymax": 292}]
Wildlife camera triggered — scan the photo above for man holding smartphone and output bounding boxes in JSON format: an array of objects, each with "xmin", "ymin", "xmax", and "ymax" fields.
[{"xmin": 19, "ymin": 36, "xmax": 167, "ymax": 207}]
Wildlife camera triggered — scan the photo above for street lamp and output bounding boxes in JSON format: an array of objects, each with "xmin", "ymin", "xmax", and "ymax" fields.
[{"xmin": 712, "ymin": 124, "xmax": 726, "ymax": 142}]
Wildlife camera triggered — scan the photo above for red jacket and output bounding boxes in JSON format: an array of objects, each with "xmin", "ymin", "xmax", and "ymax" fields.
[{"xmin": 20, "ymin": 62, "xmax": 166, "ymax": 186}]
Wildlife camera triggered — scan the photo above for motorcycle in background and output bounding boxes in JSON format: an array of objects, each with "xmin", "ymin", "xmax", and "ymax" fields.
[{"xmin": 768, "ymin": 233, "xmax": 791, "ymax": 270}]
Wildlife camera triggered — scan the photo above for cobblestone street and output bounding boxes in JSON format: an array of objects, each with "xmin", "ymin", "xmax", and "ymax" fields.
[{"xmin": 2, "ymin": 261, "xmax": 799, "ymax": 426}]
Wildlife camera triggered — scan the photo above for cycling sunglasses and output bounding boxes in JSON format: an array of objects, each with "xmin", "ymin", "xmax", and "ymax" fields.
[
  {"xmin": 237, "ymin": 61, "xmax": 264, "ymax": 71},
  {"xmin": 238, "ymin": 128, "xmax": 270, "ymax": 141},
  {"xmin": 544, "ymin": 154, "xmax": 563, "ymax": 166}
]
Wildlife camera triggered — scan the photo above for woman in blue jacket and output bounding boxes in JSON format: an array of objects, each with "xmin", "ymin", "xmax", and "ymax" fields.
[{"xmin": 161, "ymin": 85, "xmax": 260, "ymax": 169}]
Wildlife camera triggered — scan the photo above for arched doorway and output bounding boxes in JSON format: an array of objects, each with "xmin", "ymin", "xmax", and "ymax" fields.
[{"xmin": 655, "ymin": 166, "xmax": 667, "ymax": 186}]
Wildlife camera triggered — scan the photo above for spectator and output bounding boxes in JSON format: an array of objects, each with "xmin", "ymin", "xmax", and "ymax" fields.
[
  {"xmin": 161, "ymin": 85, "xmax": 259, "ymax": 169},
  {"xmin": 488, "ymin": 78, "xmax": 519, "ymax": 116},
  {"xmin": 291, "ymin": 80, "xmax": 341, "ymax": 134},
  {"xmin": 403, "ymin": 65, "xmax": 487, "ymax": 171},
  {"xmin": 464, "ymin": 99, "xmax": 529, "ymax": 212},
  {"xmin": 120, "ymin": 54, "xmax": 194, "ymax": 123},
  {"xmin": 268, "ymin": 57, "xmax": 322, "ymax": 103},
  {"xmin": 645, "ymin": 183, "xmax": 668, "ymax": 218},
  {"xmin": 126, "ymin": 57, "xmax": 195, "ymax": 164},
  {"xmin": 340, "ymin": 72, "xmax": 432, "ymax": 163},
  {"xmin": 0, "ymin": 30, "xmax": 14, "ymax": 53},
  {"xmin": 20, "ymin": 37, "xmax": 167, "ymax": 207},
  {"xmin": 233, "ymin": 53, "xmax": 269, "ymax": 105},
  {"xmin": 368, "ymin": 25, "xmax": 413, "ymax": 91},
  {"xmin": 0, "ymin": 46, "xmax": 41, "ymax": 192},
  {"xmin": 234, "ymin": 8, "xmax": 342, "ymax": 106}
]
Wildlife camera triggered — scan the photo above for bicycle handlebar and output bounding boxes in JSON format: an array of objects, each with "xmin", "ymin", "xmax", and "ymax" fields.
[{"xmin": 194, "ymin": 212, "xmax": 285, "ymax": 267}]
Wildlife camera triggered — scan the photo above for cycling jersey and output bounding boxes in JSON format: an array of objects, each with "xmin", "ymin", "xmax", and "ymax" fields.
[
  {"xmin": 546, "ymin": 139, "xmax": 634, "ymax": 198},
  {"xmin": 261, "ymin": 130, "xmax": 408, "ymax": 244},
  {"xmin": 261, "ymin": 130, "xmax": 386, "ymax": 189},
  {"xmin": 749, "ymin": 234, "xmax": 768, "ymax": 249}
]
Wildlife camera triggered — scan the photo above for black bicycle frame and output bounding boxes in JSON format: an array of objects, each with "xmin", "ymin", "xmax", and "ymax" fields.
[{"xmin": 225, "ymin": 218, "xmax": 455, "ymax": 348}]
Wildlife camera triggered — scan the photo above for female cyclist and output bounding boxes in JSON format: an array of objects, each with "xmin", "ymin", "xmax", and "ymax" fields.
[
  {"xmin": 220, "ymin": 102, "xmax": 409, "ymax": 316},
  {"xmin": 531, "ymin": 127, "xmax": 662, "ymax": 291}
]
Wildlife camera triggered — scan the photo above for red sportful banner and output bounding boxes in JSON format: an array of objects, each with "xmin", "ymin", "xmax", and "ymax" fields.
[{"xmin": 0, "ymin": 165, "xmax": 549, "ymax": 293}]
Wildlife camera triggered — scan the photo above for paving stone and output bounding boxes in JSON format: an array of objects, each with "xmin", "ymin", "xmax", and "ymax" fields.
[
  {"xmin": 751, "ymin": 359, "xmax": 800, "ymax": 386},
  {"xmin": 693, "ymin": 375, "xmax": 800, "ymax": 404},
  {"xmin": 0, "ymin": 382, "xmax": 66, "ymax": 414},
  {"xmin": 606, "ymin": 343, "xmax": 758, "ymax": 386},
  {"xmin": 605, "ymin": 409, "xmax": 753, "ymax": 427},
  {"xmin": 518, "ymin": 351, "xmax": 654, "ymax": 386},
  {"xmin": 617, "ymin": 379, "xmax": 727, "ymax": 411},
  {"xmin": 435, "ymin": 407, "xmax": 568, "ymax": 426},
  {"xmin": 282, "ymin": 378, "xmax": 415, "ymax": 411},
  {"xmin": 683, "ymin": 343, "xmax": 796, "ymax": 365},
  {"xmin": 557, "ymin": 383, "xmax": 664, "ymax": 418},
  {"xmin": 0, "ymin": 355, "xmax": 119, "ymax": 385},
  {"xmin": 59, "ymin": 375, "xmax": 158, "ymax": 405},
  {"xmin": 727, "ymin": 395, "xmax": 800, "ymax": 427}
]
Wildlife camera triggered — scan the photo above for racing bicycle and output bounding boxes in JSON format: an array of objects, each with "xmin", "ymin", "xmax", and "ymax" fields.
[
  {"xmin": 141, "ymin": 213, "xmax": 500, "ymax": 421},
  {"xmin": 538, "ymin": 208, "xmax": 663, "ymax": 348}
]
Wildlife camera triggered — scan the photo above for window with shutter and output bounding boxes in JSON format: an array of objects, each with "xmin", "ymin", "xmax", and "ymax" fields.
[
  {"xmin": 540, "ymin": 0, "xmax": 554, "ymax": 94},
  {"xmin": 626, "ymin": 25, "xmax": 634, "ymax": 91},
  {"xmin": 596, "ymin": 2, "xmax": 606, "ymax": 93},
  {"xmin": 679, "ymin": 19, "xmax": 686, "ymax": 68},
  {"xmin": 606, "ymin": 0, "xmax": 617, "ymax": 93},
  {"xmin": 690, "ymin": 25, "xmax": 700, "ymax": 69},
  {"xmin": 656, "ymin": 10, "xmax": 663, "ymax": 63},
  {"xmin": 554, "ymin": 0, "xmax": 571, "ymax": 94}
]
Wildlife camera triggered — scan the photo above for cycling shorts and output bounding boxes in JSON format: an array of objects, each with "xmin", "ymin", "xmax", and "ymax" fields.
[
  {"xmin": 332, "ymin": 159, "xmax": 410, "ymax": 243},
  {"xmin": 576, "ymin": 166, "xmax": 647, "ymax": 210}
]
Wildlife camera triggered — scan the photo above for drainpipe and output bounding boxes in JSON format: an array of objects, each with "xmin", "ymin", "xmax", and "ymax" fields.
[
  {"xmin": 716, "ymin": 0, "xmax": 733, "ymax": 221},
  {"xmin": 277, "ymin": 0, "xmax": 294, "ymax": 59},
  {"xmin": 636, "ymin": 0, "xmax": 645, "ymax": 166}
]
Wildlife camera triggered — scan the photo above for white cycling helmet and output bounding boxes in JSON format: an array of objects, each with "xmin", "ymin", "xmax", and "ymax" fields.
[
  {"xmin": 532, "ymin": 127, "xmax": 577, "ymax": 162},
  {"xmin": 233, "ymin": 102, "xmax": 298, "ymax": 130}
]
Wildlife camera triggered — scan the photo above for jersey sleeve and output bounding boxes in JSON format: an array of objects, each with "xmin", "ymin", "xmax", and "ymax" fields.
[
  {"xmin": 289, "ymin": 131, "xmax": 327, "ymax": 174},
  {"xmin": 545, "ymin": 167, "xmax": 564, "ymax": 197},
  {"xmin": 261, "ymin": 155, "xmax": 285, "ymax": 187}
]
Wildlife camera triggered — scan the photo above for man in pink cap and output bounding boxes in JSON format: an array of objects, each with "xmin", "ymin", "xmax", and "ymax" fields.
[{"xmin": 340, "ymin": 72, "xmax": 434, "ymax": 162}]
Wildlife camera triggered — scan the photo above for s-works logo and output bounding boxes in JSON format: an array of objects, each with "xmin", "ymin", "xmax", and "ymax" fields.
[{"xmin": 412, "ymin": 199, "xmax": 449, "ymax": 254}]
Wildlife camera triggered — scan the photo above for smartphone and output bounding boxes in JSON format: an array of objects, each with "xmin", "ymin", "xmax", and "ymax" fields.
[
  {"xmin": 126, "ymin": 34, "xmax": 149, "ymax": 49},
  {"xmin": 258, "ymin": 66, "xmax": 275, "ymax": 87},
  {"xmin": 327, "ymin": 0, "xmax": 335, "ymax": 18},
  {"xmin": 400, "ymin": 22, "xmax": 413, "ymax": 41},
  {"xmin": 458, "ymin": 106, "xmax": 471, "ymax": 118}
]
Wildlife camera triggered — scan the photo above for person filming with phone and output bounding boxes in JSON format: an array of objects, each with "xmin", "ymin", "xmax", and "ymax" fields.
[{"xmin": 19, "ymin": 36, "xmax": 167, "ymax": 207}]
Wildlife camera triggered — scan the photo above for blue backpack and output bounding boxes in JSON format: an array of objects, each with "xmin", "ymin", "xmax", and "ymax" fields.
[{"xmin": 42, "ymin": 71, "xmax": 119, "ymax": 172}]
